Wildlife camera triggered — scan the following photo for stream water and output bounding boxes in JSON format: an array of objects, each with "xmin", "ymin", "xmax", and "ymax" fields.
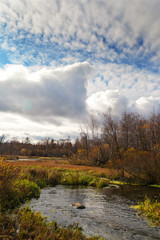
[{"xmin": 28, "ymin": 185, "xmax": 160, "ymax": 240}]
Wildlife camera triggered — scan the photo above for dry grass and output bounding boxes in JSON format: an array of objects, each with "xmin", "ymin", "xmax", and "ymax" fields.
[
  {"xmin": 10, "ymin": 160, "xmax": 117, "ymax": 177},
  {"xmin": 132, "ymin": 198, "xmax": 160, "ymax": 226}
]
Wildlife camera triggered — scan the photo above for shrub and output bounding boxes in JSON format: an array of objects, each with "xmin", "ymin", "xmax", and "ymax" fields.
[
  {"xmin": 17, "ymin": 207, "xmax": 103, "ymax": 240},
  {"xmin": 0, "ymin": 208, "xmax": 104, "ymax": 240},
  {"xmin": 60, "ymin": 170, "xmax": 95, "ymax": 186},
  {"xmin": 28, "ymin": 168, "xmax": 48, "ymax": 187},
  {"xmin": 0, "ymin": 162, "xmax": 40, "ymax": 212},
  {"xmin": 0, "ymin": 213, "xmax": 16, "ymax": 239},
  {"xmin": 0, "ymin": 161, "xmax": 21, "ymax": 212},
  {"xmin": 14, "ymin": 179, "xmax": 40, "ymax": 203},
  {"xmin": 60, "ymin": 171, "xmax": 79, "ymax": 185},
  {"xmin": 27, "ymin": 168, "xmax": 62, "ymax": 187},
  {"xmin": 137, "ymin": 198, "xmax": 160, "ymax": 226},
  {"xmin": 47, "ymin": 170, "xmax": 62, "ymax": 186},
  {"xmin": 96, "ymin": 178, "xmax": 109, "ymax": 188}
]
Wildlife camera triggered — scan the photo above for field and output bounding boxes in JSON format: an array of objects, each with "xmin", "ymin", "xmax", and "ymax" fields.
[{"xmin": 11, "ymin": 158, "xmax": 118, "ymax": 177}]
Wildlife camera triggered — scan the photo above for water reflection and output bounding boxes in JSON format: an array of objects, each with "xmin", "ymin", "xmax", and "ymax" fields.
[
  {"xmin": 29, "ymin": 185, "xmax": 160, "ymax": 240},
  {"xmin": 103, "ymin": 184, "xmax": 160, "ymax": 204}
]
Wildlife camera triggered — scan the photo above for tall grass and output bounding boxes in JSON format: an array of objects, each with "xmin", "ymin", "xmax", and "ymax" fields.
[
  {"xmin": 0, "ymin": 207, "xmax": 104, "ymax": 240},
  {"xmin": 16, "ymin": 207, "xmax": 104, "ymax": 240},
  {"xmin": 137, "ymin": 198, "xmax": 160, "ymax": 226},
  {"xmin": 27, "ymin": 167, "xmax": 62, "ymax": 187},
  {"xmin": 26, "ymin": 167, "xmax": 109, "ymax": 188},
  {"xmin": 0, "ymin": 161, "xmax": 40, "ymax": 212}
]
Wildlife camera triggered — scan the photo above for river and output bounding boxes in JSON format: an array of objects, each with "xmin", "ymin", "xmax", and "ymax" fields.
[{"xmin": 28, "ymin": 184, "xmax": 160, "ymax": 240}]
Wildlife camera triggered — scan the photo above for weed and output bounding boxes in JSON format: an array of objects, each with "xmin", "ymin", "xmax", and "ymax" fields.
[
  {"xmin": 133, "ymin": 197, "xmax": 160, "ymax": 226},
  {"xmin": 16, "ymin": 207, "xmax": 104, "ymax": 240},
  {"xmin": 0, "ymin": 161, "xmax": 40, "ymax": 212},
  {"xmin": 14, "ymin": 179, "xmax": 40, "ymax": 202},
  {"xmin": 96, "ymin": 178, "xmax": 109, "ymax": 188}
]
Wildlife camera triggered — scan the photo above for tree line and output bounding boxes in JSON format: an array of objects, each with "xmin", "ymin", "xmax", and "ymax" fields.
[
  {"xmin": 0, "ymin": 110, "xmax": 160, "ymax": 184},
  {"xmin": 0, "ymin": 136, "xmax": 75, "ymax": 158},
  {"xmin": 76, "ymin": 110, "xmax": 160, "ymax": 184}
]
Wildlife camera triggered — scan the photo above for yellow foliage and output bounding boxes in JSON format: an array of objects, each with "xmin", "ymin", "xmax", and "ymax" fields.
[
  {"xmin": 127, "ymin": 147, "xmax": 135, "ymax": 152},
  {"xmin": 103, "ymin": 143, "xmax": 109, "ymax": 149},
  {"xmin": 143, "ymin": 124, "xmax": 150, "ymax": 129},
  {"xmin": 21, "ymin": 148, "xmax": 26, "ymax": 154}
]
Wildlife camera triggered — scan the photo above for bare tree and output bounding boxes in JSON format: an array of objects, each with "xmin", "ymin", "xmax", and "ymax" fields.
[
  {"xmin": 103, "ymin": 109, "xmax": 119, "ymax": 154},
  {"xmin": 0, "ymin": 135, "xmax": 5, "ymax": 156}
]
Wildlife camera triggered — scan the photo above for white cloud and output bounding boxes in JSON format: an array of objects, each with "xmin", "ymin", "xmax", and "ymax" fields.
[
  {"xmin": 1, "ymin": 40, "xmax": 16, "ymax": 52},
  {"xmin": 134, "ymin": 96, "xmax": 160, "ymax": 115},
  {"xmin": 0, "ymin": 61, "xmax": 160, "ymax": 140},
  {"xmin": 0, "ymin": 62, "xmax": 92, "ymax": 123},
  {"xmin": 0, "ymin": 0, "xmax": 160, "ymax": 64},
  {"xmin": 86, "ymin": 62, "xmax": 160, "ymax": 118},
  {"xmin": 0, "ymin": 0, "xmax": 160, "ymax": 140},
  {"xmin": 87, "ymin": 62, "xmax": 160, "ymax": 101},
  {"xmin": 87, "ymin": 89, "xmax": 127, "ymax": 116},
  {"xmin": 0, "ymin": 112, "xmax": 80, "ymax": 141},
  {"xmin": 87, "ymin": 89, "xmax": 160, "ymax": 118}
]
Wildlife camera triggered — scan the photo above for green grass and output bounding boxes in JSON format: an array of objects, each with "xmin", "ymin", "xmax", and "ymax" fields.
[
  {"xmin": 150, "ymin": 184, "xmax": 160, "ymax": 188},
  {"xmin": 110, "ymin": 180, "xmax": 127, "ymax": 185},
  {"xmin": 110, "ymin": 180, "xmax": 141, "ymax": 186},
  {"xmin": 59, "ymin": 170, "xmax": 109, "ymax": 188},
  {"xmin": 26, "ymin": 167, "xmax": 109, "ymax": 189},
  {"xmin": 132, "ymin": 197, "xmax": 160, "ymax": 226},
  {"xmin": 0, "ymin": 163, "xmax": 40, "ymax": 212}
]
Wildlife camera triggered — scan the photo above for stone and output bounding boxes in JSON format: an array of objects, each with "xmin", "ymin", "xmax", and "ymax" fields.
[
  {"xmin": 71, "ymin": 202, "xmax": 86, "ymax": 209},
  {"xmin": 109, "ymin": 184, "xmax": 119, "ymax": 189}
]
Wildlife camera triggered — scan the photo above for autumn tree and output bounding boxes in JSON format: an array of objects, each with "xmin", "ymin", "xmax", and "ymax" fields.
[{"xmin": 102, "ymin": 110, "xmax": 119, "ymax": 159}]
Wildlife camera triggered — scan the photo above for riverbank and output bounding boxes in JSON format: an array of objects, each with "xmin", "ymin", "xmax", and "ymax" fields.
[
  {"xmin": 0, "ymin": 159, "xmax": 160, "ymax": 239},
  {"xmin": 132, "ymin": 198, "xmax": 160, "ymax": 226},
  {"xmin": 0, "ymin": 207, "xmax": 104, "ymax": 240},
  {"xmin": 0, "ymin": 160, "xmax": 108, "ymax": 239}
]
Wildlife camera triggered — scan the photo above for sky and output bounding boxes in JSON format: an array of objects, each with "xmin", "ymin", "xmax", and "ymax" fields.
[{"xmin": 0, "ymin": 0, "xmax": 160, "ymax": 141}]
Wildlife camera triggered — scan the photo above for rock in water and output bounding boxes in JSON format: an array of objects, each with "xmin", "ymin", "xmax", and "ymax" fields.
[{"xmin": 71, "ymin": 203, "xmax": 86, "ymax": 209}]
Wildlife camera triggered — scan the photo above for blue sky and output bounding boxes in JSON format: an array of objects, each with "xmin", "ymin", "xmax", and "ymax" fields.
[{"xmin": 0, "ymin": 0, "xmax": 160, "ymax": 141}]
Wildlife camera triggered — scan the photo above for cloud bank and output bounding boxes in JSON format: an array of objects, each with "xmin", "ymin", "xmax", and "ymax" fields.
[
  {"xmin": 1, "ymin": 61, "xmax": 159, "ymax": 124},
  {"xmin": 87, "ymin": 89, "xmax": 160, "ymax": 118},
  {"xmin": 0, "ymin": 61, "xmax": 160, "ymax": 140},
  {"xmin": 0, "ymin": 62, "xmax": 92, "ymax": 124},
  {"xmin": 0, "ymin": 1, "xmax": 160, "ymax": 140}
]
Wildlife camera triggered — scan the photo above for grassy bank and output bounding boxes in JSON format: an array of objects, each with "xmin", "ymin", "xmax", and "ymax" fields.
[
  {"xmin": 1, "ymin": 159, "xmax": 159, "ymax": 239},
  {"xmin": 0, "ymin": 160, "xmax": 110, "ymax": 212},
  {"xmin": 0, "ymin": 160, "xmax": 108, "ymax": 239},
  {"xmin": 0, "ymin": 207, "xmax": 104, "ymax": 240},
  {"xmin": 132, "ymin": 198, "xmax": 160, "ymax": 226},
  {"xmin": 25, "ymin": 167, "xmax": 110, "ymax": 188},
  {"xmin": 0, "ymin": 161, "xmax": 40, "ymax": 212}
]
